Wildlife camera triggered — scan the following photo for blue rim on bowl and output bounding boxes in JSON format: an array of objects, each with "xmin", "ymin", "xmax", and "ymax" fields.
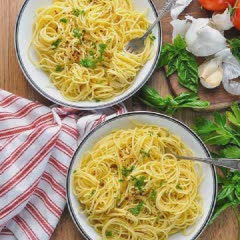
[
  {"xmin": 66, "ymin": 112, "xmax": 217, "ymax": 240},
  {"xmin": 15, "ymin": 0, "xmax": 162, "ymax": 110}
]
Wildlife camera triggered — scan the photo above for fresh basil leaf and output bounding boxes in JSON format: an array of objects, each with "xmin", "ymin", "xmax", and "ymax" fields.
[
  {"xmin": 157, "ymin": 35, "xmax": 199, "ymax": 92},
  {"xmin": 139, "ymin": 86, "xmax": 209, "ymax": 115},
  {"xmin": 176, "ymin": 52, "xmax": 199, "ymax": 93},
  {"xmin": 209, "ymin": 201, "xmax": 239, "ymax": 225},
  {"xmin": 217, "ymin": 185, "xmax": 235, "ymax": 201},
  {"xmin": 173, "ymin": 34, "xmax": 187, "ymax": 50}
]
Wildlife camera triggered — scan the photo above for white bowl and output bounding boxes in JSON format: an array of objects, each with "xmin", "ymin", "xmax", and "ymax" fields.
[
  {"xmin": 66, "ymin": 112, "xmax": 217, "ymax": 240},
  {"xmin": 15, "ymin": 0, "xmax": 161, "ymax": 110}
]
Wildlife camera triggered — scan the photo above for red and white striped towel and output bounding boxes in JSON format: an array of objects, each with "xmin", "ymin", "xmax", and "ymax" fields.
[{"xmin": 0, "ymin": 89, "xmax": 127, "ymax": 240}]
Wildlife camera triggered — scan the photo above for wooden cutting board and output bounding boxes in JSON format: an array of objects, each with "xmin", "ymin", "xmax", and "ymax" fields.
[{"xmin": 161, "ymin": 0, "xmax": 240, "ymax": 111}]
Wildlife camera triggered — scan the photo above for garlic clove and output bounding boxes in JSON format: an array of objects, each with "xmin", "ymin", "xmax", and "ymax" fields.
[
  {"xmin": 212, "ymin": 9, "xmax": 233, "ymax": 31},
  {"xmin": 199, "ymin": 58, "xmax": 223, "ymax": 89}
]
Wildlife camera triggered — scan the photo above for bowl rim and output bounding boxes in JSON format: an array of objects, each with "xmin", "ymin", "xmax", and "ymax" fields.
[
  {"xmin": 14, "ymin": 0, "xmax": 162, "ymax": 110},
  {"xmin": 66, "ymin": 111, "xmax": 218, "ymax": 240}
]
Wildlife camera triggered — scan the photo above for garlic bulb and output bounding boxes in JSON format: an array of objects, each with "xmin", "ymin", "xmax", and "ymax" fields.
[
  {"xmin": 171, "ymin": 0, "xmax": 193, "ymax": 19},
  {"xmin": 185, "ymin": 17, "xmax": 227, "ymax": 57},
  {"xmin": 212, "ymin": 9, "xmax": 233, "ymax": 31},
  {"xmin": 199, "ymin": 58, "xmax": 223, "ymax": 89}
]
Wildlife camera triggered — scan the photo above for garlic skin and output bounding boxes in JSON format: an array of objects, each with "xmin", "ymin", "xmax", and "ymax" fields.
[
  {"xmin": 171, "ymin": 0, "xmax": 193, "ymax": 19},
  {"xmin": 185, "ymin": 17, "xmax": 227, "ymax": 57},
  {"xmin": 216, "ymin": 49, "xmax": 240, "ymax": 95},
  {"xmin": 171, "ymin": 19, "xmax": 191, "ymax": 39},
  {"xmin": 212, "ymin": 9, "xmax": 233, "ymax": 31},
  {"xmin": 199, "ymin": 58, "xmax": 223, "ymax": 89}
]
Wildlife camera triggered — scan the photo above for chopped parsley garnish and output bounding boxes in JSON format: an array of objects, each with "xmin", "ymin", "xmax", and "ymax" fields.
[
  {"xmin": 55, "ymin": 65, "xmax": 63, "ymax": 72},
  {"xmin": 129, "ymin": 201, "xmax": 144, "ymax": 216},
  {"xmin": 89, "ymin": 50, "xmax": 95, "ymax": 56},
  {"xmin": 140, "ymin": 150, "xmax": 150, "ymax": 158},
  {"xmin": 52, "ymin": 39, "xmax": 61, "ymax": 48},
  {"xmin": 79, "ymin": 58, "xmax": 96, "ymax": 68},
  {"xmin": 73, "ymin": 170, "xmax": 77, "ymax": 173},
  {"xmin": 176, "ymin": 184, "xmax": 183, "ymax": 190},
  {"xmin": 132, "ymin": 176, "xmax": 146, "ymax": 191},
  {"xmin": 60, "ymin": 18, "xmax": 67, "ymax": 23},
  {"xmin": 119, "ymin": 179, "xmax": 124, "ymax": 182},
  {"xmin": 73, "ymin": 28, "xmax": 82, "ymax": 39},
  {"xmin": 149, "ymin": 34, "xmax": 156, "ymax": 42},
  {"xmin": 122, "ymin": 166, "xmax": 134, "ymax": 177},
  {"xmin": 94, "ymin": 99, "xmax": 100, "ymax": 102},
  {"xmin": 73, "ymin": 9, "xmax": 85, "ymax": 16},
  {"xmin": 106, "ymin": 231, "xmax": 113, "ymax": 237},
  {"xmin": 99, "ymin": 43, "xmax": 107, "ymax": 55},
  {"xmin": 150, "ymin": 190, "xmax": 157, "ymax": 200}
]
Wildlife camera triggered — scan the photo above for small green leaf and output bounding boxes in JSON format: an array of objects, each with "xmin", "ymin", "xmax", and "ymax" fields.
[
  {"xmin": 52, "ymin": 39, "xmax": 61, "ymax": 48},
  {"xmin": 106, "ymin": 231, "xmax": 112, "ymax": 237},
  {"xmin": 79, "ymin": 58, "xmax": 96, "ymax": 68},
  {"xmin": 129, "ymin": 201, "xmax": 144, "ymax": 216},
  {"xmin": 132, "ymin": 176, "xmax": 146, "ymax": 192},
  {"xmin": 55, "ymin": 65, "xmax": 63, "ymax": 72},
  {"xmin": 60, "ymin": 18, "xmax": 67, "ymax": 23}
]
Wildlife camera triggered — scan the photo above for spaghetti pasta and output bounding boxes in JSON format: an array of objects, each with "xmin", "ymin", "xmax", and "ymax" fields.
[
  {"xmin": 73, "ymin": 125, "xmax": 203, "ymax": 240},
  {"xmin": 30, "ymin": 0, "xmax": 154, "ymax": 102}
]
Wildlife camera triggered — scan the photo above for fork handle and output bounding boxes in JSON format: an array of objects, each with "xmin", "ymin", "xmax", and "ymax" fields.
[
  {"xmin": 143, "ymin": 0, "xmax": 175, "ymax": 40},
  {"xmin": 175, "ymin": 155, "xmax": 240, "ymax": 171}
]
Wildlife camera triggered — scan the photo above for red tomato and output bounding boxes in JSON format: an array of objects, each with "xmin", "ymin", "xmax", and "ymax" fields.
[
  {"xmin": 232, "ymin": 1, "xmax": 240, "ymax": 30},
  {"xmin": 199, "ymin": 0, "xmax": 236, "ymax": 11}
]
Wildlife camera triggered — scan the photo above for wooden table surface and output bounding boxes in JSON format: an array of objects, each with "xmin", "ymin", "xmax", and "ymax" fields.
[{"xmin": 0, "ymin": 0, "xmax": 238, "ymax": 239}]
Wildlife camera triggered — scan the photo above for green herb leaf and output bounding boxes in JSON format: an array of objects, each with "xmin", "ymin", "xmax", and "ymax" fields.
[
  {"xmin": 73, "ymin": 28, "xmax": 82, "ymax": 39},
  {"xmin": 176, "ymin": 184, "xmax": 183, "ymax": 190},
  {"xmin": 150, "ymin": 190, "xmax": 157, "ymax": 200},
  {"xmin": 210, "ymin": 201, "xmax": 239, "ymax": 225},
  {"xmin": 217, "ymin": 185, "xmax": 235, "ymax": 201},
  {"xmin": 158, "ymin": 35, "xmax": 199, "ymax": 92},
  {"xmin": 220, "ymin": 146, "xmax": 240, "ymax": 159},
  {"xmin": 72, "ymin": 9, "xmax": 85, "ymax": 16},
  {"xmin": 122, "ymin": 166, "xmax": 134, "ymax": 177},
  {"xmin": 139, "ymin": 86, "xmax": 209, "ymax": 115},
  {"xmin": 52, "ymin": 39, "xmax": 61, "ymax": 48},
  {"xmin": 55, "ymin": 65, "xmax": 63, "ymax": 72},
  {"xmin": 79, "ymin": 58, "xmax": 96, "ymax": 68},
  {"xmin": 60, "ymin": 18, "xmax": 67, "ymax": 23},
  {"xmin": 229, "ymin": 38, "xmax": 240, "ymax": 62},
  {"xmin": 227, "ymin": 103, "xmax": 240, "ymax": 128},
  {"xmin": 132, "ymin": 176, "xmax": 146, "ymax": 192},
  {"xmin": 149, "ymin": 34, "xmax": 156, "ymax": 42},
  {"xmin": 129, "ymin": 201, "xmax": 144, "ymax": 216},
  {"xmin": 140, "ymin": 150, "xmax": 150, "ymax": 158},
  {"xmin": 106, "ymin": 231, "xmax": 112, "ymax": 237}
]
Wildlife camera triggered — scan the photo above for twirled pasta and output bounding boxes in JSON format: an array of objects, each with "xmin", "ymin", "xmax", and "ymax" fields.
[
  {"xmin": 30, "ymin": 0, "xmax": 154, "ymax": 101},
  {"xmin": 73, "ymin": 125, "xmax": 203, "ymax": 240}
]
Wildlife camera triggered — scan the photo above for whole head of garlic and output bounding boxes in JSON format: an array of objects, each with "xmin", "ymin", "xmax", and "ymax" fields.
[
  {"xmin": 185, "ymin": 16, "xmax": 227, "ymax": 57},
  {"xmin": 199, "ymin": 58, "xmax": 223, "ymax": 89}
]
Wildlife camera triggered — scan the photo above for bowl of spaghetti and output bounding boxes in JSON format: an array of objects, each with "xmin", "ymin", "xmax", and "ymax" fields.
[
  {"xmin": 15, "ymin": 0, "xmax": 161, "ymax": 109},
  {"xmin": 67, "ymin": 112, "xmax": 217, "ymax": 240}
]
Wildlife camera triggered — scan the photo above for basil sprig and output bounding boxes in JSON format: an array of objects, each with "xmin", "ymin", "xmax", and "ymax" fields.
[
  {"xmin": 158, "ymin": 35, "xmax": 199, "ymax": 93},
  {"xmin": 138, "ymin": 85, "xmax": 209, "ymax": 115}
]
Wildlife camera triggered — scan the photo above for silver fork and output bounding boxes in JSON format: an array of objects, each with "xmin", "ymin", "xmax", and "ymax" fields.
[
  {"xmin": 125, "ymin": 0, "xmax": 175, "ymax": 54},
  {"xmin": 174, "ymin": 155, "xmax": 240, "ymax": 171}
]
